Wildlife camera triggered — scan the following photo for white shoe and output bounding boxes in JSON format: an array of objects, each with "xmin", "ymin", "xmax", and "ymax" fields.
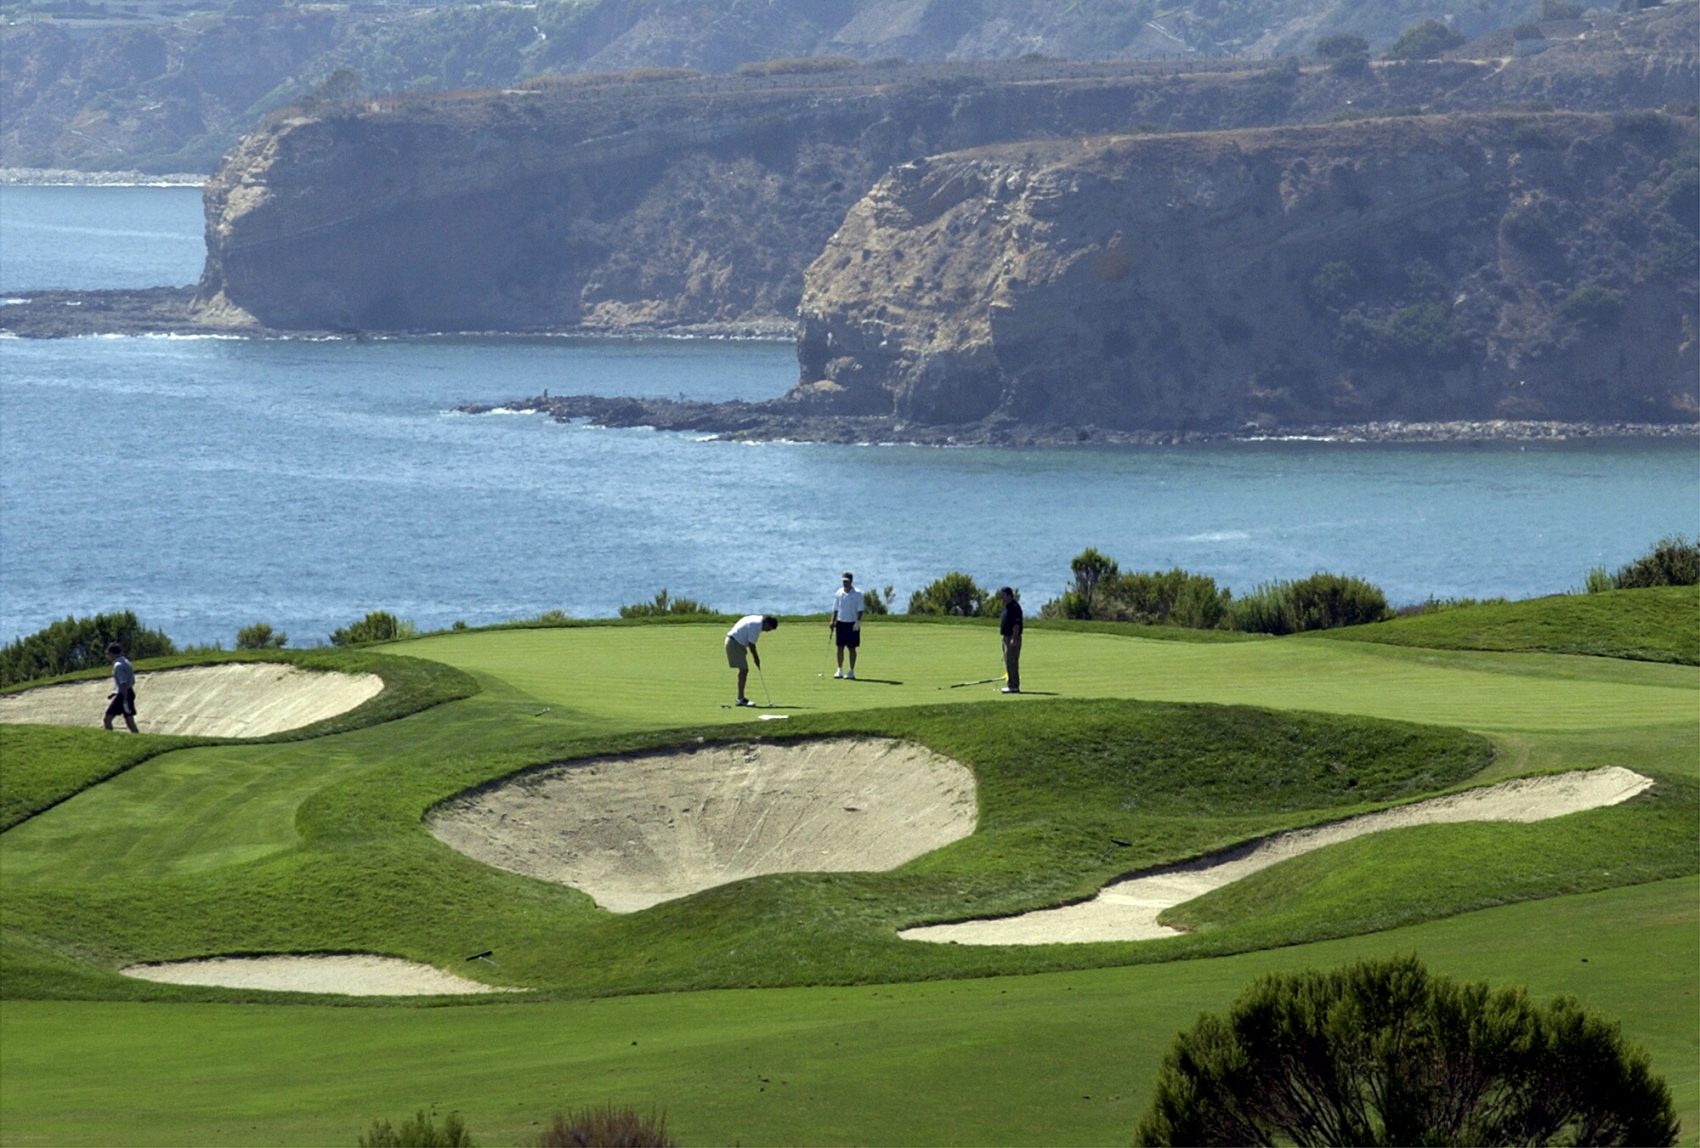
[
  {"xmin": 845, "ymin": 670, "xmax": 856, "ymax": 680},
  {"xmin": 833, "ymin": 669, "xmax": 844, "ymax": 678}
]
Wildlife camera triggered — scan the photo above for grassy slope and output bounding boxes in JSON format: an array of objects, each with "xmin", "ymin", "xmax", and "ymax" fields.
[
  {"xmin": 1316, "ymin": 584, "xmax": 1700, "ymax": 664},
  {"xmin": 1, "ymin": 604, "xmax": 1695, "ymax": 1143},
  {"xmin": 2, "ymin": 878, "xmax": 1693, "ymax": 1147}
]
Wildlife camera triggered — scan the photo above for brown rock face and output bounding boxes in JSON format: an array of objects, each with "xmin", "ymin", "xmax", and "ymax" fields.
[{"xmin": 794, "ymin": 113, "xmax": 1699, "ymax": 432}]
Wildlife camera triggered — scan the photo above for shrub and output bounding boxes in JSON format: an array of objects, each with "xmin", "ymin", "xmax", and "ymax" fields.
[
  {"xmin": 329, "ymin": 611, "xmax": 414, "ymax": 646},
  {"xmin": 235, "ymin": 622, "xmax": 287, "ymax": 650},
  {"xmin": 1383, "ymin": 19, "xmax": 1465, "ymax": 60},
  {"xmin": 860, "ymin": 584, "xmax": 895, "ymax": 616},
  {"xmin": 536, "ymin": 1104, "xmax": 674, "ymax": 1147},
  {"xmin": 359, "ymin": 1109, "xmax": 473, "ymax": 1147},
  {"xmin": 1315, "ymin": 33, "xmax": 1369, "ymax": 59},
  {"xmin": 617, "ymin": 589, "xmax": 714, "ymax": 618},
  {"xmin": 0, "ymin": 611, "xmax": 176, "ymax": 688},
  {"xmin": 907, "ymin": 572, "xmax": 990, "ymax": 616},
  {"xmin": 1134, "ymin": 955, "xmax": 1678, "ymax": 1147},
  {"xmin": 1610, "ymin": 534, "xmax": 1700, "ymax": 589},
  {"xmin": 1229, "ymin": 573, "xmax": 1388, "ymax": 634}
]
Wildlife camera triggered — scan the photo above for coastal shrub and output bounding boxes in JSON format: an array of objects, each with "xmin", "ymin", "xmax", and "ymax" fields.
[
  {"xmin": 235, "ymin": 622, "xmax": 287, "ymax": 649},
  {"xmin": 907, "ymin": 572, "xmax": 990, "ymax": 617},
  {"xmin": 1383, "ymin": 19, "xmax": 1465, "ymax": 60},
  {"xmin": 1606, "ymin": 534, "xmax": 1700, "ymax": 589},
  {"xmin": 1042, "ymin": 553, "xmax": 1230, "ymax": 629},
  {"xmin": 1229, "ymin": 573, "xmax": 1389, "ymax": 635},
  {"xmin": 1133, "ymin": 955, "xmax": 1678, "ymax": 1147},
  {"xmin": 618, "ymin": 589, "xmax": 714, "ymax": 618},
  {"xmin": 0, "ymin": 611, "xmax": 176, "ymax": 688},
  {"xmin": 535, "ymin": 1104, "xmax": 674, "ymax": 1147},
  {"xmin": 860, "ymin": 584, "xmax": 896, "ymax": 616},
  {"xmin": 358, "ymin": 1109, "xmax": 472, "ymax": 1147},
  {"xmin": 329, "ymin": 611, "xmax": 414, "ymax": 646}
]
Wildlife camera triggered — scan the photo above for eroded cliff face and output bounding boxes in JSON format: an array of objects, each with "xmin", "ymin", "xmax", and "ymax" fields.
[
  {"xmin": 194, "ymin": 6, "xmax": 1696, "ymax": 337},
  {"xmin": 794, "ymin": 113, "xmax": 1699, "ymax": 431}
]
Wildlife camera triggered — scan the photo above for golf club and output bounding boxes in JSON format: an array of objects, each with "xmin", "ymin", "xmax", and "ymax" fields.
[
  {"xmin": 940, "ymin": 673, "xmax": 1007, "ymax": 690},
  {"xmin": 755, "ymin": 660, "xmax": 773, "ymax": 706}
]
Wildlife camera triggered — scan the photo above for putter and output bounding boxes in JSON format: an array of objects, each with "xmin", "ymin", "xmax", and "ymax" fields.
[{"xmin": 755, "ymin": 660, "xmax": 773, "ymax": 706}]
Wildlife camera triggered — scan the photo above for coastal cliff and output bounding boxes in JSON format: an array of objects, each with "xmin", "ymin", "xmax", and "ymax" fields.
[
  {"xmin": 791, "ymin": 112, "xmax": 1699, "ymax": 433},
  {"xmin": 193, "ymin": 4, "xmax": 1696, "ymax": 336}
]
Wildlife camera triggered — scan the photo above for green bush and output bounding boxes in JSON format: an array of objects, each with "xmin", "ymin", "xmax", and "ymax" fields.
[
  {"xmin": 536, "ymin": 1104, "xmax": 674, "ymax": 1147},
  {"xmin": 1383, "ymin": 19, "xmax": 1465, "ymax": 60},
  {"xmin": 329, "ymin": 611, "xmax": 415, "ymax": 646},
  {"xmin": 234, "ymin": 622, "xmax": 287, "ymax": 650},
  {"xmin": 0, "ymin": 611, "xmax": 176, "ymax": 688},
  {"xmin": 1229, "ymin": 573, "xmax": 1389, "ymax": 635},
  {"xmin": 358, "ymin": 1109, "xmax": 472, "ymax": 1147},
  {"xmin": 1608, "ymin": 534, "xmax": 1700, "ymax": 589},
  {"xmin": 860, "ymin": 584, "xmax": 895, "ymax": 616},
  {"xmin": 617, "ymin": 589, "xmax": 714, "ymax": 618},
  {"xmin": 907, "ymin": 572, "xmax": 991, "ymax": 617},
  {"xmin": 1041, "ymin": 551, "xmax": 1229, "ymax": 629},
  {"xmin": 1134, "ymin": 955, "xmax": 1678, "ymax": 1147}
]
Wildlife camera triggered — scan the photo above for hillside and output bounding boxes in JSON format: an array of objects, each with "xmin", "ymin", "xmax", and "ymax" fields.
[
  {"xmin": 192, "ymin": 6, "xmax": 1698, "ymax": 337},
  {"xmin": 0, "ymin": 0, "xmax": 1582, "ymax": 174},
  {"xmin": 791, "ymin": 112, "xmax": 1698, "ymax": 434}
]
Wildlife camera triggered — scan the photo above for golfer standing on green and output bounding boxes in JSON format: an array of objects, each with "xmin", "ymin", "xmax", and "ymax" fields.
[
  {"xmin": 829, "ymin": 571, "xmax": 864, "ymax": 679},
  {"xmin": 998, "ymin": 587, "xmax": 1022, "ymax": 694},
  {"xmin": 725, "ymin": 614, "xmax": 779, "ymax": 707}
]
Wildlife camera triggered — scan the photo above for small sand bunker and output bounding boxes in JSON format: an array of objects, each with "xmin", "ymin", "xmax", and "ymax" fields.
[
  {"xmin": 901, "ymin": 766, "xmax": 1654, "ymax": 946},
  {"xmin": 0, "ymin": 663, "xmax": 383, "ymax": 737},
  {"xmin": 121, "ymin": 954, "xmax": 516, "ymax": 996},
  {"xmin": 430, "ymin": 738, "xmax": 978, "ymax": 912}
]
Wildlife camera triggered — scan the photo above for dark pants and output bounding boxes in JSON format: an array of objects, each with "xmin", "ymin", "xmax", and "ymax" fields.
[{"xmin": 1002, "ymin": 635, "xmax": 1021, "ymax": 691}]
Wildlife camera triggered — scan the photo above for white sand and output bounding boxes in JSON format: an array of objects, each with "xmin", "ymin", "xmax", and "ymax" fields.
[
  {"xmin": 0, "ymin": 663, "xmax": 383, "ymax": 737},
  {"xmin": 900, "ymin": 766, "xmax": 1654, "ymax": 945},
  {"xmin": 429, "ymin": 738, "xmax": 979, "ymax": 911},
  {"xmin": 121, "ymin": 954, "xmax": 519, "ymax": 996}
]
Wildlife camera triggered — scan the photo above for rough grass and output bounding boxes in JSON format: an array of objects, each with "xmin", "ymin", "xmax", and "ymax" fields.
[
  {"xmin": 1314, "ymin": 585, "xmax": 1700, "ymax": 664},
  {"xmin": 0, "ymin": 648, "xmax": 477, "ymax": 830}
]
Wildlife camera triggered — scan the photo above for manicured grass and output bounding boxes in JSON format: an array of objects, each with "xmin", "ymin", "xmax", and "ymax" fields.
[
  {"xmin": 1317, "ymin": 584, "xmax": 1700, "ymax": 664},
  {"xmin": 1, "ymin": 600, "xmax": 1694, "ymax": 1144},
  {"xmin": 2, "ymin": 878, "xmax": 1692, "ymax": 1147},
  {"xmin": 0, "ymin": 648, "xmax": 478, "ymax": 830}
]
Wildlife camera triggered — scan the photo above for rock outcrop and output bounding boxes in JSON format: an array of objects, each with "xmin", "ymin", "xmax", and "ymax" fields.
[
  {"xmin": 792, "ymin": 112, "xmax": 1699, "ymax": 432},
  {"xmin": 193, "ymin": 5, "xmax": 1696, "ymax": 336}
]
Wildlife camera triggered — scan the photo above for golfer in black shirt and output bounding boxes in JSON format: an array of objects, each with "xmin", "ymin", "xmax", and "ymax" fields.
[{"xmin": 998, "ymin": 586, "xmax": 1022, "ymax": 694}]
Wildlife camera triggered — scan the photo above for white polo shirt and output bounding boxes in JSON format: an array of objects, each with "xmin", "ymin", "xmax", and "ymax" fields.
[
  {"xmin": 727, "ymin": 614, "xmax": 766, "ymax": 647},
  {"xmin": 833, "ymin": 586, "xmax": 863, "ymax": 623}
]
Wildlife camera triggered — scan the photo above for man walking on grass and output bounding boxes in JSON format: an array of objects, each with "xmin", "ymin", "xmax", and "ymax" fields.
[
  {"xmin": 725, "ymin": 613, "xmax": 778, "ymax": 706},
  {"xmin": 998, "ymin": 587, "xmax": 1022, "ymax": 694},
  {"xmin": 829, "ymin": 571, "xmax": 864, "ymax": 679},
  {"xmin": 103, "ymin": 641, "xmax": 138, "ymax": 732}
]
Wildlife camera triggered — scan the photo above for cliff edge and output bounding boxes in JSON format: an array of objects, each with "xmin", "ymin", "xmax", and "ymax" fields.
[{"xmin": 792, "ymin": 112, "xmax": 1699, "ymax": 433}]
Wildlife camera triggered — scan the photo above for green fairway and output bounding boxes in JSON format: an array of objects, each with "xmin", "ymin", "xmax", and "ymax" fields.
[
  {"xmin": 2, "ymin": 596, "xmax": 1695, "ymax": 1144},
  {"xmin": 395, "ymin": 618, "xmax": 1697, "ymax": 736},
  {"xmin": 3, "ymin": 878, "xmax": 1693, "ymax": 1146}
]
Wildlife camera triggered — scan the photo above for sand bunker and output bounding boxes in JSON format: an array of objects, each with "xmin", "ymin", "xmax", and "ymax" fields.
[
  {"xmin": 121, "ymin": 954, "xmax": 516, "ymax": 996},
  {"xmin": 0, "ymin": 663, "xmax": 383, "ymax": 737},
  {"xmin": 430, "ymin": 738, "xmax": 978, "ymax": 911},
  {"xmin": 900, "ymin": 766, "xmax": 1653, "ymax": 946}
]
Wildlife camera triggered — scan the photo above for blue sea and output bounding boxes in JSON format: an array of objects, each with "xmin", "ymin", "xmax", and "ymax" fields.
[{"xmin": 2, "ymin": 185, "xmax": 1696, "ymax": 648}]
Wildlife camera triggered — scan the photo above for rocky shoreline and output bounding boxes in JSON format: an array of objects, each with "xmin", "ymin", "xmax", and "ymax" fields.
[
  {"xmin": 464, "ymin": 393, "xmax": 1700, "ymax": 448},
  {"xmin": 5, "ymin": 289, "xmax": 1694, "ymax": 447}
]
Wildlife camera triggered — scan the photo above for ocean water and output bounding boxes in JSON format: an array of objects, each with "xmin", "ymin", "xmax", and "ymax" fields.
[{"xmin": 1, "ymin": 186, "xmax": 1696, "ymax": 648}]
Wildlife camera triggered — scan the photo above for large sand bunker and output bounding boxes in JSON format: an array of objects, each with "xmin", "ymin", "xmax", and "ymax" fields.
[
  {"xmin": 0, "ymin": 663, "xmax": 383, "ymax": 737},
  {"xmin": 901, "ymin": 766, "xmax": 1654, "ymax": 946},
  {"xmin": 121, "ymin": 954, "xmax": 515, "ymax": 996},
  {"xmin": 430, "ymin": 738, "xmax": 978, "ymax": 911}
]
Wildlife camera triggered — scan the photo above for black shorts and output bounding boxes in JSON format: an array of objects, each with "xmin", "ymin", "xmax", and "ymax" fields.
[
  {"xmin": 833, "ymin": 620, "xmax": 861, "ymax": 649},
  {"xmin": 104, "ymin": 688, "xmax": 136, "ymax": 719}
]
